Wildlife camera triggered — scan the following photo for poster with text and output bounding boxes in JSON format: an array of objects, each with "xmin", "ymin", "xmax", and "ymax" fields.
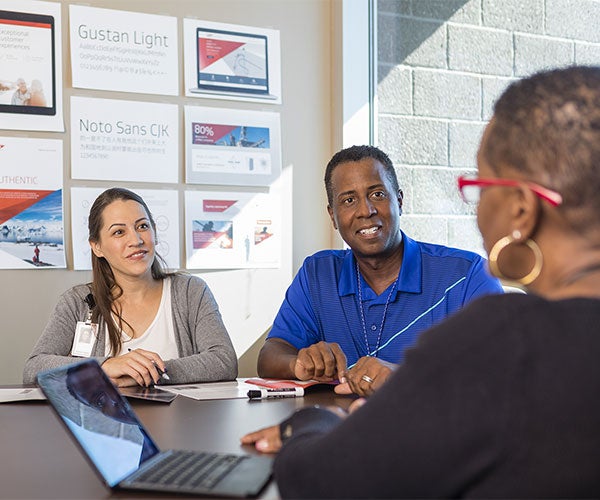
[
  {"xmin": 0, "ymin": 0, "xmax": 64, "ymax": 131},
  {"xmin": 71, "ymin": 96, "xmax": 178, "ymax": 183},
  {"xmin": 185, "ymin": 106, "xmax": 281, "ymax": 187},
  {"xmin": 185, "ymin": 190, "xmax": 281, "ymax": 269},
  {"xmin": 0, "ymin": 136, "xmax": 65, "ymax": 269},
  {"xmin": 183, "ymin": 18, "xmax": 281, "ymax": 104},
  {"xmin": 69, "ymin": 5, "xmax": 178, "ymax": 95},
  {"xmin": 71, "ymin": 187, "xmax": 180, "ymax": 271}
]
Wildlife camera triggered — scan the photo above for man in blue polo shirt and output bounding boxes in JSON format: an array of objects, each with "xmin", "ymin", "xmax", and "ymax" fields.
[{"xmin": 258, "ymin": 145, "xmax": 503, "ymax": 396}]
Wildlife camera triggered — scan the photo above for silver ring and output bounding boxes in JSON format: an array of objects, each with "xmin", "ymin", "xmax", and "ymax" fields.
[{"xmin": 361, "ymin": 375, "xmax": 374, "ymax": 384}]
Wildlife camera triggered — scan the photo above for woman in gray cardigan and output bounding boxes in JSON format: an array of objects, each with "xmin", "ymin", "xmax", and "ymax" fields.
[{"xmin": 23, "ymin": 188, "xmax": 237, "ymax": 386}]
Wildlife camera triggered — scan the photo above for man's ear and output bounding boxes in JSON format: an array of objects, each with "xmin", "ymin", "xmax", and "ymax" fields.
[
  {"xmin": 89, "ymin": 240, "xmax": 104, "ymax": 258},
  {"xmin": 398, "ymin": 189, "xmax": 404, "ymax": 216},
  {"xmin": 327, "ymin": 205, "xmax": 338, "ymax": 230}
]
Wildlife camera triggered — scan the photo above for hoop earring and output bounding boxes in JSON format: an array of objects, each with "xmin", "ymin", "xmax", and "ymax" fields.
[{"xmin": 488, "ymin": 231, "xmax": 543, "ymax": 286}]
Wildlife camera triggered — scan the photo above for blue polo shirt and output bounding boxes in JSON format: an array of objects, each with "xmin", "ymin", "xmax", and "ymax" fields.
[{"xmin": 268, "ymin": 232, "xmax": 503, "ymax": 367}]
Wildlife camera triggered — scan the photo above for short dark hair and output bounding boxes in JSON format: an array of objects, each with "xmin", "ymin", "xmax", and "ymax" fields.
[
  {"xmin": 324, "ymin": 145, "xmax": 400, "ymax": 206},
  {"xmin": 486, "ymin": 65, "xmax": 600, "ymax": 234}
]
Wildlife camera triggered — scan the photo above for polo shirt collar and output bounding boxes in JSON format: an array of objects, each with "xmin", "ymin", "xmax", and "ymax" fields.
[{"xmin": 338, "ymin": 231, "xmax": 422, "ymax": 297}]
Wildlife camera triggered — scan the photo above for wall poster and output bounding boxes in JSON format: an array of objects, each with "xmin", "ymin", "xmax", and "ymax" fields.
[
  {"xmin": 69, "ymin": 4, "xmax": 178, "ymax": 95},
  {"xmin": 185, "ymin": 190, "xmax": 281, "ymax": 270},
  {"xmin": 0, "ymin": 0, "xmax": 64, "ymax": 131},
  {"xmin": 183, "ymin": 18, "xmax": 281, "ymax": 104},
  {"xmin": 0, "ymin": 136, "xmax": 65, "ymax": 269},
  {"xmin": 185, "ymin": 105, "xmax": 281, "ymax": 187},
  {"xmin": 71, "ymin": 96, "xmax": 179, "ymax": 183}
]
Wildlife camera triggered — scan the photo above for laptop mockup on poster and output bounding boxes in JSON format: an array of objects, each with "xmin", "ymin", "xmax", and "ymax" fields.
[
  {"xmin": 189, "ymin": 27, "xmax": 277, "ymax": 100},
  {"xmin": 37, "ymin": 359, "xmax": 272, "ymax": 498}
]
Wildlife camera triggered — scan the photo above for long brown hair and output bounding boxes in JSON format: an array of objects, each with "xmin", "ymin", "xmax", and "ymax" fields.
[{"xmin": 88, "ymin": 187, "xmax": 173, "ymax": 356}]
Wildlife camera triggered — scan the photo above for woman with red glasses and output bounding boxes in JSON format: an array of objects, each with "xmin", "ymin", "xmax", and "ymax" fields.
[{"xmin": 242, "ymin": 66, "xmax": 600, "ymax": 498}]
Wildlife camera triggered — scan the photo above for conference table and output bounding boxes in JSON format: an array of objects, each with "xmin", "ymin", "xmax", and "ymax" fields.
[{"xmin": 0, "ymin": 382, "xmax": 355, "ymax": 499}]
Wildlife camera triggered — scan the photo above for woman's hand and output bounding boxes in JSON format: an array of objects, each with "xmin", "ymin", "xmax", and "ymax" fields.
[
  {"xmin": 101, "ymin": 348, "xmax": 167, "ymax": 387},
  {"xmin": 240, "ymin": 425, "xmax": 282, "ymax": 453},
  {"xmin": 240, "ymin": 406, "xmax": 351, "ymax": 454}
]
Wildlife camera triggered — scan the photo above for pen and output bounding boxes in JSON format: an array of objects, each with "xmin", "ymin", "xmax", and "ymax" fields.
[
  {"xmin": 247, "ymin": 387, "xmax": 304, "ymax": 400},
  {"xmin": 127, "ymin": 348, "xmax": 170, "ymax": 381}
]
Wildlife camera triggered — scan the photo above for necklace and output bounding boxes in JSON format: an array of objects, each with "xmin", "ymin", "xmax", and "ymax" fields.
[{"xmin": 356, "ymin": 261, "xmax": 399, "ymax": 357}]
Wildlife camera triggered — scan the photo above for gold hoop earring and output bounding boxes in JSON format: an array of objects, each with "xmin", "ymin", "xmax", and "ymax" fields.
[{"xmin": 488, "ymin": 231, "xmax": 543, "ymax": 286}]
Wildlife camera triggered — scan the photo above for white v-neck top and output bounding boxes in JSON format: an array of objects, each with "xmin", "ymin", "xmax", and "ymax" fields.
[{"xmin": 108, "ymin": 277, "xmax": 178, "ymax": 360}]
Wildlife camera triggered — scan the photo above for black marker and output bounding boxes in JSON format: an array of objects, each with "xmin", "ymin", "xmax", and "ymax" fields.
[{"xmin": 247, "ymin": 387, "xmax": 304, "ymax": 399}]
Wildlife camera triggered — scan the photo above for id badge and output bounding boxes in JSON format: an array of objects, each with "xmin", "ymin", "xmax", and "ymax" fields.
[{"xmin": 71, "ymin": 321, "xmax": 98, "ymax": 357}]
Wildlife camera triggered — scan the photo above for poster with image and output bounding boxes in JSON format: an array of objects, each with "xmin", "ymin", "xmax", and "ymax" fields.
[
  {"xmin": 185, "ymin": 106, "xmax": 281, "ymax": 187},
  {"xmin": 69, "ymin": 5, "xmax": 178, "ymax": 95},
  {"xmin": 71, "ymin": 96, "xmax": 179, "ymax": 183},
  {"xmin": 0, "ymin": 136, "xmax": 65, "ymax": 269},
  {"xmin": 71, "ymin": 187, "xmax": 180, "ymax": 271},
  {"xmin": 0, "ymin": 0, "xmax": 64, "ymax": 131},
  {"xmin": 183, "ymin": 18, "xmax": 281, "ymax": 104},
  {"xmin": 185, "ymin": 190, "xmax": 280, "ymax": 269}
]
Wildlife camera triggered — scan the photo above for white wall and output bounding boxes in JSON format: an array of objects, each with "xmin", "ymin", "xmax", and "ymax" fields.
[{"xmin": 0, "ymin": 0, "xmax": 337, "ymax": 383}]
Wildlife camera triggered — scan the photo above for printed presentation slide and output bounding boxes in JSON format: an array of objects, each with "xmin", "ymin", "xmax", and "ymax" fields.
[
  {"xmin": 71, "ymin": 96, "xmax": 178, "ymax": 183},
  {"xmin": 0, "ymin": 0, "xmax": 63, "ymax": 131},
  {"xmin": 0, "ymin": 136, "xmax": 65, "ymax": 269},
  {"xmin": 71, "ymin": 187, "xmax": 180, "ymax": 271},
  {"xmin": 69, "ymin": 4, "xmax": 178, "ymax": 95},
  {"xmin": 183, "ymin": 18, "xmax": 281, "ymax": 104},
  {"xmin": 185, "ymin": 106, "xmax": 281, "ymax": 187},
  {"xmin": 185, "ymin": 190, "xmax": 280, "ymax": 270}
]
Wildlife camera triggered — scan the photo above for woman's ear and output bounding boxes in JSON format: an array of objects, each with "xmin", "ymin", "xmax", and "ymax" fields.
[
  {"xmin": 89, "ymin": 240, "xmax": 104, "ymax": 258},
  {"xmin": 512, "ymin": 183, "xmax": 542, "ymax": 240}
]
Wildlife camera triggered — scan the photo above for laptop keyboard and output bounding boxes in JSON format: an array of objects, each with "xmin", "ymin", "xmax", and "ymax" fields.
[{"xmin": 134, "ymin": 450, "xmax": 246, "ymax": 490}]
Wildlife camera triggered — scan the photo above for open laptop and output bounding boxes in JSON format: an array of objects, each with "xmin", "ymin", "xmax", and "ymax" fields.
[
  {"xmin": 189, "ymin": 27, "xmax": 277, "ymax": 100},
  {"xmin": 37, "ymin": 359, "xmax": 272, "ymax": 498}
]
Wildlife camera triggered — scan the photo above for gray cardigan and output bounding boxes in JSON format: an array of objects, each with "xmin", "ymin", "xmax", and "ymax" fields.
[{"xmin": 23, "ymin": 274, "xmax": 238, "ymax": 384}]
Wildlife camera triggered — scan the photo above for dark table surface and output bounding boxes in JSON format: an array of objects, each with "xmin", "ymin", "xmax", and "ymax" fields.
[{"xmin": 0, "ymin": 383, "xmax": 355, "ymax": 499}]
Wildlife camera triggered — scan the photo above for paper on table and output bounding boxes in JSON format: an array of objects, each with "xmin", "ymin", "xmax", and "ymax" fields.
[
  {"xmin": 157, "ymin": 380, "xmax": 250, "ymax": 401},
  {"xmin": 0, "ymin": 388, "xmax": 46, "ymax": 403},
  {"xmin": 245, "ymin": 377, "xmax": 337, "ymax": 389}
]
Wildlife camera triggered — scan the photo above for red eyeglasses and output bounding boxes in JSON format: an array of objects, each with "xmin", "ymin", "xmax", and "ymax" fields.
[{"xmin": 457, "ymin": 175, "xmax": 563, "ymax": 206}]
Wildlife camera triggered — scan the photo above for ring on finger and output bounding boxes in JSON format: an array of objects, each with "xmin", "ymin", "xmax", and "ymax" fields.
[{"xmin": 361, "ymin": 374, "xmax": 374, "ymax": 384}]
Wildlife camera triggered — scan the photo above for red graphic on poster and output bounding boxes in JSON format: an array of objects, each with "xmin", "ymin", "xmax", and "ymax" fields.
[
  {"xmin": 199, "ymin": 38, "xmax": 244, "ymax": 70},
  {"xmin": 0, "ymin": 189, "xmax": 53, "ymax": 224},
  {"xmin": 192, "ymin": 123, "xmax": 238, "ymax": 145},
  {"xmin": 203, "ymin": 199, "xmax": 236, "ymax": 212}
]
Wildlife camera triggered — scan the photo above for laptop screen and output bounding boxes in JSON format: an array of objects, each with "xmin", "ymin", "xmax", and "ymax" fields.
[
  {"xmin": 0, "ymin": 9, "xmax": 56, "ymax": 115},
  {"xmin": 196, "ymin": 27, "xmax": 269, "ymax": 94},
  {"xmin": 37, "ymin": 360, "xmax": 159, "ymax": 487}
]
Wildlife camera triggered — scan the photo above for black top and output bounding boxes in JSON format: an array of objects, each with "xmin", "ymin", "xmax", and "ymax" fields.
[{"xmin": 274, "ymin": 293, "xmax": 600, "ymax": 498}]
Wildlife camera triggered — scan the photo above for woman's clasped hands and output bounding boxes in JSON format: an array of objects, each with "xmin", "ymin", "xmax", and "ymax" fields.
[{"xmin": 101, "ymin": 347, "xmax": 167, "ymax": 387}]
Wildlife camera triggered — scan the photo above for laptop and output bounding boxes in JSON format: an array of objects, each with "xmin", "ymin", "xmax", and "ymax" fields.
[
  {"xmin": 189, "ymin": 27, "xmax": 277, "ymax": 100},
  {"xmin": 37, "ymin": 359, "xmax": 272, "ymax": 498}
]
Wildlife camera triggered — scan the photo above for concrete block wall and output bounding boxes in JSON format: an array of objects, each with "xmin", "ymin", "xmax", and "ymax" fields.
[{"xmin": 377, "ymin": 0, "xmax": 600, "ymax": 254}]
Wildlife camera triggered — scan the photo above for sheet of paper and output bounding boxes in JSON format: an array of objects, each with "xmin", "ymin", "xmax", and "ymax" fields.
[
  {"xmin": 0, "ymin": 388, "xmax": 46, "ymax": 403},
  {"xmin": 157, "ymin": 380, "xmax": 253, "ymax": 401}
]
